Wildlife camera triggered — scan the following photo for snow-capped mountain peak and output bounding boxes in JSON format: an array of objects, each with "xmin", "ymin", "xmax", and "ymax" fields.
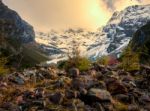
[{"xmin": 35, "ymin": 4, "xmax": 150, "ymax": 63}]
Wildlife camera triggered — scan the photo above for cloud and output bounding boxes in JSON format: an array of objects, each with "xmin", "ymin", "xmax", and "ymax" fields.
[
  {"xmin": 102, "ymin": 0, "xmax": 115, "ymax": 11},
  {"xmin": 101, "ymin": 0, "xmax": 150, "ymax": 11}
]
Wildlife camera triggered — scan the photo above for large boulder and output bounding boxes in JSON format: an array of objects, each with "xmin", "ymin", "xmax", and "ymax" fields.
[
  {"xmin": 87, "ymin": 88, "xmax": 112, "ymax": 102},
  {"xmin": 80, "ymin": 88, "xmax": 112, "ymax": 105}
]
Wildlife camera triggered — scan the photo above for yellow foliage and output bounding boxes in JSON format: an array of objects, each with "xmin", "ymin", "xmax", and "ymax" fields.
[
  {"xmin": 121, "ymin": 47, "xmax": 140, "ymax": 71},
  {"xmin": 97, "ymin": 56, "xmax": 110, "ymax": 66},
  {"xmin": 62, "ymin": 39, "xmax": 91, "ymax": 71},
  {"xmin": 0, "ymin": 57, "xmax": 9, "ymax": 76},
  {"xmin": 114, "ymin": 100, "xmax": 128, "ymax": 111}
]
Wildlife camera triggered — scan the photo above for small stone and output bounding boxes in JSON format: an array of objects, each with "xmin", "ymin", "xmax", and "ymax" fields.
[
  {"xmin": 65, "ymin": 90, "xmax": 78, "ymax": 99},
  {"xmin": 49, "ymin": 92, "xmax": 64, "ymax": 104},
  {"xmin": 69, "ymin": 68, "xmax": 80, "ymax": 78},
  {"xmin": 115, "ymin": 94, "xmax": 129, "ymax": 103},
  {"xmin": 106, "ymin": 77, "xmax": 128, "ymax": 95},
  {"xmin": 128, "ymin": 104, "xmax": 139, "ymax": 111},
  {"xmin": 94, "ymin": 103, "xmax": 105, "ymax": 111}
]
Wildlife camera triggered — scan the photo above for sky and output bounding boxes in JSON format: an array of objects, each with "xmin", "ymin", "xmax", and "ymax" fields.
[{"xmin": 3, "ymin": 0, "xmax": 150, "ymax": 32}]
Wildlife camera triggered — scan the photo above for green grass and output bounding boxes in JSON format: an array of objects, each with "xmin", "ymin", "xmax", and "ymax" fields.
[{"xmin": 21, "ymin": 45, "xmax": 49, "ymax": 67}]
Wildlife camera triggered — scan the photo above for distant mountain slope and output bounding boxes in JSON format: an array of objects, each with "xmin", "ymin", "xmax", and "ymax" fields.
[{"xmin": 36, "ymin": 29, "xmax": 100, "ymax": 58}]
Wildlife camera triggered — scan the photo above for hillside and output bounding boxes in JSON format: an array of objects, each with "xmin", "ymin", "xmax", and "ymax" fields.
[{"xmin": 0, "ymin": 1, "xmax": 48, "ymax": 68}]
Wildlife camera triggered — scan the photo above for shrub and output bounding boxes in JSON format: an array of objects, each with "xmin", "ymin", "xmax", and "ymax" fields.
[
  {"xmin": 64, "ymin": 57, "xmax": 91, "ymax": 72},
  {"xmin": 120, "ymin": 47, "xmax": 140, "ymax": 71},
  {"xmin": 58, "ymin": 39, "xmax": 91, "ymax": 72},
  {"xmin": 114, "ymin": 100, "xmax": 128, "ymax": 111},
  {"xmin": 57, "ymin": 60, "xmax": 67, "ymax": 69},
  {"xmin": 0, "ymin": 57, "xmax": 9, "ymax": 76},
  {"xmin": 97, "ymin": 56, "xmax": 110, "ymax": 66},
  {"xmin": 97, "ymin": 55, "xmax": 119, "ymax": 66}
]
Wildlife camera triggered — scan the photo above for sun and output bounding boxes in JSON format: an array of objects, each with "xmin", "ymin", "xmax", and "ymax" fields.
[
  {"xmin": 84, "ymin": 0, "xmax": 110, "ymax": 29},
  {"xmin": 90, "ymin": 3, "xmax": 101, "ymax": 17}
]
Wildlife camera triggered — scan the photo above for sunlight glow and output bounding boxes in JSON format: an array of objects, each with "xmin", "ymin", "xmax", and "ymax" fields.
[{"xmin": 85, "ymin": 0, "xmax": 111, "ymax": 29}]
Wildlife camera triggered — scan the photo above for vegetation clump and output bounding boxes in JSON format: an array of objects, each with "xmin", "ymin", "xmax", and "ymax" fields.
[
  {"xmin": 0, "ymin": 57, "xmax": 9, "ymax": 76},
  {"xmin": 120, "ymin": 47, "xmax": 140, "ymax": 71},
  {"xmin": 97, "ymin": 55, "xmax": 110, "ymax": 66},
  {"xmin": 58, "ymin": 40, "xmax": 91, "ymax": 72}
]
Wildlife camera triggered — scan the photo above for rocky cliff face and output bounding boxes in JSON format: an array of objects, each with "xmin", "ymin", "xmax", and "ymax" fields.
[
  {"xmin": 0, "ymin": 0, "xmax": 35, "ymax": 43},
  {"xmin": 0, "ymin": 1, "xmax": 48, "ymax": 67},
  {"xmin": 129, "ymin": 22, "xmax": 150, "ymax": 64}
]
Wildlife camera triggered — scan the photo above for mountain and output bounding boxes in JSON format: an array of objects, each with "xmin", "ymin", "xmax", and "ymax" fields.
[
  {"xmin": 35, "ymin": 4, "xmax": 150, "ymax": 63},
  {"xmin": 0, "ymin": 1, "xmax": 48, "ymax": 67},
  {"xmin": 0, "ymin": 0, "xmax": 34, "ymax": 43},
  {"xmin": 36, "ymin": 28, "xmax": 101, "ymax": 63},
  {"xmin": 89, "ymin": 4, "xmax": 150, "ymax": 58}
]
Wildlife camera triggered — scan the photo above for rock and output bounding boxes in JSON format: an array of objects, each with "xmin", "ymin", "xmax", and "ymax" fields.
[
  {"xmin": 15, "ymin": 76, "xmax": 25, "ymax": 85},
  {"xmin": 49, "ymin": 92, "xmax": 64, "ymax": 104},
  {"xmin": 23, "ymin": 90, "xmax": 35, "ymax": 100},
  {"xmin": 97, "ymin": 81, "xmax": 107, "ymax": 89},
  {"xmin": 0, "ymin": 82, "xmax": 8, "ymax": 89},
  {"xmin": 84, "ymin": 105, "xmax": 96, "ymax": 111},
  {"xmin": 8, "ymin": 73, "xmax": 25, "ymax": 85},
  {"xmin": 80, "ymin": 88, "xmax": 88, "ymax": 95},
  {"xmin": 106, "ymin": 77, "xmax": 128, "ymax": 95},
  {"xmin": 93, "ymin": 102, "xmax": 105, "ymax": 111},
  {"xmin": 95, "ymin": 72, "xmax": 104, "ymax": 80},
  {"xmin": 87, "ymin": 88, "xmax": 112, "ymax": 102},
  {"xmin": 118, "ymin": 70, "xmax": 129, "ymax": 76},
  {"xmin": 69, "ymin": 68, "xmax": 80, "ymax": 78},
  {"xmin": 144, "ymin": 105, "xmax": 150, "ymax": 111},
  {"xmin": 139, "ymin": 95, "xmax": 150, "ymax": 105},
  {"xmin": 88, "ymin": 69, "xmax": 97, "ymax": 77},
  {"xmin": 128, "ymin": 104, "xmax": 139, "ymax": 111},
  {"xmin": 93, "ymin": 64, "xmax": 105, "ymax": 72},
  {"xmin": 71, "ymin": 75, "xmax": 97, "ymax": 90},
  {"xmin": 115, "ymin": 94, "xmax": 129, "ymax": 103},
  {"xmin": 34, "ymin": 88, "xmax": 45, "ymax": 99},
  {"xmin": 54, "ymin": 76, "xmax": 72, "ymax": 88},
  {"xmin": 106, "ymin": 71, "xmax": 118, "ymax": 77},
  {"xmin": 31, "ymin": 100, "xmax": 45, "ymax": 109},
  {"xmin": 2, "ymin": 102, "xmax": 20, "ymax": 111},
  {"xmin": 65, "ymin": 90, "xmax": 78, "ymax": 99},
  {"xmin": 121, "ymin": 75, "xmax": 134, "ymax": 82},
  {"xmin": 101, "ymin": 101, "xmax": 114, "ymax": 111}
]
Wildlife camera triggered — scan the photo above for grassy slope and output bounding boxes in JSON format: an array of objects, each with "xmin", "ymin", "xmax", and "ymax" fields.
[{"xmin": 22, "ymin": 44, "xmax": 49, "ymax": 66}]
